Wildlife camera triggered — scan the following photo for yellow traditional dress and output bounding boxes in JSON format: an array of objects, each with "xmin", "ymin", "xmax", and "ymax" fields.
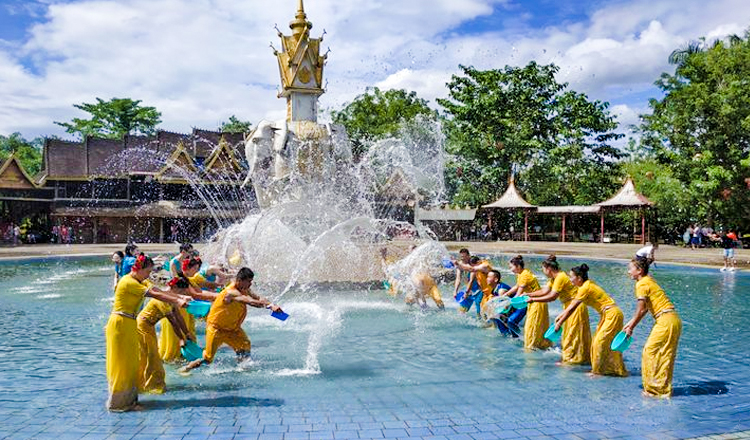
[
  {"xmin": 517, "ymin": 269, "xmax": 552, "ymax": 350},
  {"xmin": 136, "ymin": 298, "xmax": 174, "ymax": 394},
  {"xmin": 475, "ymin": 260, "xmax": 494, "ymax": 309},
  {"xmin": 105, "ymin": 274, "xmax": 150, "ymax": 411},
  {"xmin": 549, "ymin": 272, "xmax": 591, "ymax": 365},
  {"xmin": 203, "ymin": 284, "xmax": 252, "ymax": 363},
  {"xmin": 158, "ymin": 274, "xmax": 206, "ymax": 362},
  {"xmin": 636, "ymin": 276, "xmax": 681, "ymax": 397},
  {"xmin": 574, "ymin": 280, "xmax": 627, "ymax": 376}
]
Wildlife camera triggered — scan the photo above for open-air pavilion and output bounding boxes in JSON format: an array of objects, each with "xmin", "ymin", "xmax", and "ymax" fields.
[{"xmin": 481, "ymin": 177, "xmax": 655, "ymax": 244}]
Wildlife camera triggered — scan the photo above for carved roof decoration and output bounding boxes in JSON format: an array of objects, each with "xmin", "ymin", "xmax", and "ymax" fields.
[
  {"xmin": 0, "ymin": 154, "xmax": 39, "ymax": 189},
  {"xmin": 483, "ymin": 178, "xmax": 535, "ymax": 209},
  {"xmin": 203, "ymin": 137, "xmax": 243, "ymax": 176},
  {"xmin": 156, "ymin": 141, "xmax": 198, "ymax": 182},
  {"xmin": 274, "ymin": 0, "xmax": 327, "ymax": 98}
]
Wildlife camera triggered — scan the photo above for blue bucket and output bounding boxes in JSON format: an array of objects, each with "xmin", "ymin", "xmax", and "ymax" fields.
[
  {"xmin": 544, "ymin": 323, "xmax": 562, "ymax": 342},
  {"xmin": 185, "ymin": 300, "xmax": 212, "ymax": 318},
  {"xmin": 509, "ymin": 296, "xmax": 530, "ymax": 309},
  {"xmin": 456, "ymin": 289, "xmax": 474, "ymax": 309},
  {"xmin": 271, "ymin": 309, "xmax": 289, "ymax": 321},
  {"xmin": 610, "ymin": 331, "xmax": 632, "ymax": 352},
  {"xmin": 442, "ymin": 258, "xmax": 455, "ymax": 269},
  {"xmin": 180, "ymin": 340, "xmax": 203, "ymax": 362}
]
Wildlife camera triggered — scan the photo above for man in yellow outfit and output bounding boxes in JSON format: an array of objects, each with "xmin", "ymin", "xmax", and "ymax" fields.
[{"xmin": 179, "ymin": 267, "xmax": 282, "ymax": 372}]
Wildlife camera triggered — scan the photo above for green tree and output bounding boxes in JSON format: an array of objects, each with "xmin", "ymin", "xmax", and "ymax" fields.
[
  {"xmin": 55, "ymin": 98, "xmax": 162, "ymax": 139},
  {"xmin": 0, "ymin": 133, "xmax": 43, "ymax": 176},
  {"xmin": 219, "ymin": 115, "xmax": 253, "ymax": 134},
  {"xmin": 639, "ymin": 30, "xmax": 750, "ymax": 229},
  {"xmin": 331, "ymin": 87, "xmax": 438, "ymax": 159},
  {"xmin": 438, "ymin": 62, "xmax": 623, "ymax": 207}
]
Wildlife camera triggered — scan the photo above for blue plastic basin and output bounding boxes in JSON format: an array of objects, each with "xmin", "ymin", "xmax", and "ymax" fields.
[
  {"xmin": 610, "ymin": 331, "xmax": 632, "ymax": 352},
  {"xmin": 544, "ymin": 323, "xmax": 563, "ymax": 342},
  {"xmin": 442, "ymin": 258, "xmax": 455, "ymax": 269},
  {"xmin": 271, "ymin": 310, "xmax": 289, "ymax": 321},
  {"xmin": 180, "ymin": 340, "xmax": 203, "ymax": 361},
  {"xmin": 509, "ymin": 296, "xmax": 530, "ymax": 309},
  {"xmin": 185, "ymin": 300, "xmax": 212, "ymax": 318}
]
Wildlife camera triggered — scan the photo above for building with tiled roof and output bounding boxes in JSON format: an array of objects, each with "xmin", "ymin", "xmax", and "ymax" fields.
[{"xmin": 0, "ymin": 128, "xmax": 253, "ymax": 244}]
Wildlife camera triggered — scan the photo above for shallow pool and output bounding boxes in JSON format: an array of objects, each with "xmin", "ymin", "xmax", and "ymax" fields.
[{"xmin": 1, "ymin": 255, "xmax": 749, "ymax": 439}]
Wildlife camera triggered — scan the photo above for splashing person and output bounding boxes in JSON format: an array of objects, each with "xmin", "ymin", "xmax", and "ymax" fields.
[
  {"xmin": 486, "ymin": 270, "xmax": 523, "ymax": 337},
  {"xmin": 527, "ymin": 255, "xmax": 592, "ymax": 365},
  {"xmin": 120, "ymin": 243, "xmax": 139, "ymax": 277},
  {"xmin": 623, "ymin": 258, "xmax": 681, "ymax": 397},
  {"xmin": 454, "ymin": 256, "xmax": 493, "ymax": 318},
  {"xmin": 179, "ymin": 268, "xmax": 284, "ymax": 373},
  {"xmin": 105, "ymin": 254, "xmax": 190, "ymax": 411},
  {"xmin": 167, "ymin": 243, "xmax": 194, "ymax": 277},
  {"xmin": 111, "ymin": 251, "xmax": 124, "ymax": 290},
  {"xmin": 159, "ymin": 256, "xmax": 219, "ymax": 362},
  {"xmin": 504, "ymin": 255, "xmax": 552, "ymax": 350},
  {"xmin": 554, "ymin": 264, "xmax": 628, "ymax": 377},
  {"xmin": 136, "ymin": 276, "xmax": 194, "ymax": 394},
  {"xmin": 452, "ymin": 248, "xmax": 472, "ymax": 299}
]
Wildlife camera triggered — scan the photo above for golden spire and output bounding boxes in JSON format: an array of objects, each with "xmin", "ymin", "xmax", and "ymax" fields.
[{"xmin": 289, "ymin": 0, "xmax": 312, "ymax": 37}]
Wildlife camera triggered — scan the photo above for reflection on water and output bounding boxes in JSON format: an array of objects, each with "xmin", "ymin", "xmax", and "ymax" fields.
[{"xmin": 0, "ymin": 256, "xmax": 748, "ymax": 437}]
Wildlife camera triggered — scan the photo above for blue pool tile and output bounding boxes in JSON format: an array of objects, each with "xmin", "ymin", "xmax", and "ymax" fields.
[
  {"xmin": 446, "ymin": 434, "xmax": 475, "ymax": 440},
  {"xmin": 405, "ymin": 421, "xmax": 430, "ymax": 428},
  {"xmin": 382, "ymin": 422, "xmax": 407, "ymax": 430},
  {"xmin": 333, "ymin": 430, "xmax": 359, "ymax": 439},
  {"xmin": 360, "ymin": 423, "xmax": 385, "ymax": 431},
  {"xmin": 382, "ymin": 429, "xmax": 408, "ymax": 438},
  {"xmin": 406, "ymin": 427, "xmax": 432, "ymax": 437},
  {"xmin": 284, "ymin": 432, "xmax": 310, "ymax": 440},
  {"xmin": 468, "ymin": 432, "xmax": 499, "ymax": 440},
  {"xmin": 430, "ymin": 427, "xmax": 456, "ymax": 436},
  {"xmin": 309, "ymin": 431, "xmax": 335, "ymax": 440},
  {"xmin": 358, "ymin": 429, "xmax": 384, "ymax": 439}
]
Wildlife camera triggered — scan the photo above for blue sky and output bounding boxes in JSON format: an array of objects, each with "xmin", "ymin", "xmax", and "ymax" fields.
[{"xmin": 0, "ymin": 0, "xmax": 748, "ymax": 140}]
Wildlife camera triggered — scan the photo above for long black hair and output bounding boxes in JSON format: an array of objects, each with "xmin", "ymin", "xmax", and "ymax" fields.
[{"xmin": 570, "ymin": 263, "xmax": 590, "ymax": 282}]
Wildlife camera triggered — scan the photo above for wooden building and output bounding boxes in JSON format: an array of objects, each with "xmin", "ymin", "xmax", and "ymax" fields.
[{"xmin": 0, "ymin": 129, "xmax": 253, "ymax": 244}]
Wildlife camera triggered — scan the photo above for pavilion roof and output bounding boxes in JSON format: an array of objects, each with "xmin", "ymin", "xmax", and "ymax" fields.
[
  {"xmin": 596, "ymin": 177, "xmax": 654, "ymax": 208},
  {"xmin": 537, "ymin": 205, "xmax": 601, "ymax": 214},
  {"xmin": 482, "ymin": 179, "xmax": 535, "ymax": 209}
]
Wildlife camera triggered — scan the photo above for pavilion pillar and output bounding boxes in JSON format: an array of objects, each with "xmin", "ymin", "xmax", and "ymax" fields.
[
  {"xmin": 641, "ymin": 210, "xmax": 646, "ymax": 245},
  {"xmin": 92, "ymin": 217, "xmax": 98, "ymax": 244},
  {"xmin": 159, "ymin": 218, "xmax": 164, "ymax": 244},
  {"xmin": 524, "ymin": 211, "xmax": 529, "ymax": 242},
  {"xmin": 562, "ymin": 215, "xmax": 566, "ymax": 242},
  {"xmin": 200, "ymin": 220, "xmax": 205, "ymax": 241},
  {"xmin": 600, "ymin": 211, "xmax": 604, "ymax": 243}
]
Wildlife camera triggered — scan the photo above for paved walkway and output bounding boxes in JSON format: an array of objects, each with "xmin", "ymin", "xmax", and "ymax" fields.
[{"xmin": 1, "ymin": 241, "xmax": 746, "ymax": 271}]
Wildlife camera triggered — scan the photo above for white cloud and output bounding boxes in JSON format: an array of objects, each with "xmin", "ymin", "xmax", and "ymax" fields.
[{"xmin": 0, "ymin": 0, "xmax": 749, "ymax": 139}]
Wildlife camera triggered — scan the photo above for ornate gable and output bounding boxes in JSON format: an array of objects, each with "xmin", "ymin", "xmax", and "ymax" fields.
[
  {"xmin": 203, "ymin": 137, "xmax": 242, "ymax": 176},
  {"xmin": 156, "ymin": 142, "xmax": 198, "ymax": 182},
  {"xmin": 0, "ymin": 155, "xmax": 38, "ymax": 189}
]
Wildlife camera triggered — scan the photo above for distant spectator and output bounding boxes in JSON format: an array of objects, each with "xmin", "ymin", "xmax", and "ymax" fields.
[
  {"xmin": 691, "ymin": 224, "xmax": 701, "ymax": 249},
  {"xmin": 719, "ymin": 231, "xmax": 737, "ymax": 272},
  {"xmin": 635, "ymin": 242, "xmax": 657, "ymax": 265},
  {"xmin": 683, "ymin": 226, "xmax": 692, "ymax": 247},
  {"xmin": 12, "ymin": 224, "xmax": 20, "ymax": 246},
  {"xmin": 52, "ymin": 225, "xmax": 59, "ymax": 244}
]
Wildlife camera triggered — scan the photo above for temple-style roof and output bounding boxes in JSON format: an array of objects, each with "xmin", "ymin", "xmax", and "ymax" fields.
[
  {"xmin": 482, "ymin": 179, "xmax": 535, "ymax": 209},
  {"xmin": 417, "ymin": 206, "xmax": 477, "ymax": 221},
  {"xmin": 42, "ymin": 129, "xmax": 247, "ymax": 181},
  {"xmin": 537, "ymin": 206, "xmax": 601, "ymax": 214},
  {"xmin": 597, "ymin": 177, "xmax": 654, "ymax": 208},
  {"xmin": 204, "ymin": 137, "xmax": 243, "ymax": 176},
  {"xmin": 0, "ymin": 154, "xmax": 39, "ymax": 189}
]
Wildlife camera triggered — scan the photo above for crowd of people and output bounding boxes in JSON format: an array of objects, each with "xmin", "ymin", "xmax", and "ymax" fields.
[
  {"xmin": 683, "ymin": 225, "xmax": 742, "ymax": 271},
  {"xmin": 105, "ymin": 242, "xmax": 283, "ymax": 412},
  {"xmin": 382, "ymin": 247, "xmax": 681, "ymax": 399}
]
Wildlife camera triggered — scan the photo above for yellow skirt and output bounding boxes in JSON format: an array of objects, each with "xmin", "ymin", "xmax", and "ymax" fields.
[
  {"xmin": 105, "ymin": 314, "xmax": 139, "ymax": 411},
  {"xmin": 137, "ymin": 319, "xmax": 166, "ymax": 394},
  {"xmin": 642, "ymin": 312, "xmax": 681, "ymax": 397},
  {"xmin": 524, "ymin": 301, "xmax": 552, "ymax": 350},
  {"xmin": 560, "ymin": 301, "xmax": 592, "ymax": 365},
  {"xmin": 591, "ymin": 307, "xmax": 628, "ymax": 377},
  {"xmin": 159, "ymin": 309, "xmax": 195, "ymax": 362},
  {"xmin": 426, "ymin": 285, "xmax": 444, "ymax": 308}
]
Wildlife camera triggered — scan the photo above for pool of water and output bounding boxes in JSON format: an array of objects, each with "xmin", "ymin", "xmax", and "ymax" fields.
[{"xmin": 1, "ymin": 255, "xmax": 749, "ymax": 439}]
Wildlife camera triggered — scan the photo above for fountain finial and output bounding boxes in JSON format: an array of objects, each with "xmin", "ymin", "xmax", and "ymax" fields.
[{"xmin": 290, "ymin": 0, "xmax": 312, "ymax": 36}]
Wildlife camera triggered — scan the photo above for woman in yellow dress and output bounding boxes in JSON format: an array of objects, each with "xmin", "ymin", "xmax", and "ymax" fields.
[
  {"xmin": 504, "ymin": 255, "xmax": 552, "ymax": 350},
  {"xmin": 136, "ymin": 276, "xmax": 194, "ymax": 394},
  {"xmin": 623, "ymin": 258, "xmax": 681, "ymax": 397},
  {"xmin": 527, "ymin": 255, "xmax": 591, "ymax": 365},
  {"xmin": 554, "ymin": 264, "xmax": 627, "ymax": 376},
  {"xmin": 106, "ymin": 254, "xmax": 189, "ymax": 411},
  {"xmin": 159, "ymin": 257, "xmax": 219, "ymax": 362}
]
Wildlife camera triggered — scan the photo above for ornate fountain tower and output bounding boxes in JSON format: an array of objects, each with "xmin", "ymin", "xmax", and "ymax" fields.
[{"xmin": 274, "ymin": 0, "xmax": 327, "ymax": 122}]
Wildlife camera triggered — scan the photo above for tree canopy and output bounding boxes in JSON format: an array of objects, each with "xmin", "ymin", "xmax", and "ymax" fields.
[
  {"xmin": 55, "ymin": 97, "xmax": 162, "ymax": 139},
  {"xmin": 438, "ymin": 62, "xmax": 623, "ymax": 207},
  {"xmin": 0, "ymin": 133, "xmax": 43, "ymax": 176},
  {"xmin": 331, "ymin": 87, "xmax": 437, "ymax": 159},
  {"xmin": 219, "ymin": 115, "xmax": 253, "ymax": 134},
  {"xmin": 639, "ymin": 30, "xmax": 750, "ymax": 229}
]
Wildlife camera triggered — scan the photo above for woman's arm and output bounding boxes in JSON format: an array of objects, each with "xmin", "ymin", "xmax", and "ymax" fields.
[
  {"xmin": 146, "ymin": 287, "xmax": 189, "ymax": 308},
  {"xmin": 166, "ymin": 308, "xmax": 193, "ymax": 342},
  {"xmin": 187, "ymin": 285, "xmax": 219, "ymax": 302},
  {"xmin": 554, "ymin": 299, "xmax": 582, "ymax": 331},
  {"xmin": 623, "ymin": 299, "xmax": 649, "ymax": 336},
  {"xmin": 527, "ymin": 286, "xmax": 558, "ymax": 303}
]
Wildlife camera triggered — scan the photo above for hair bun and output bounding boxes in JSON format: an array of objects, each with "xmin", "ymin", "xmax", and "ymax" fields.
[
  {"xmin": 581, "ymin": 263, "xmax": 589, "ymax": 271},
  {"xmin": 515, "ymin": 255, "xmax": 524, "ymax": 260},
  {"xmin": 548, "ymin": 254, "xmax": 557, "ymax": 262}
]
